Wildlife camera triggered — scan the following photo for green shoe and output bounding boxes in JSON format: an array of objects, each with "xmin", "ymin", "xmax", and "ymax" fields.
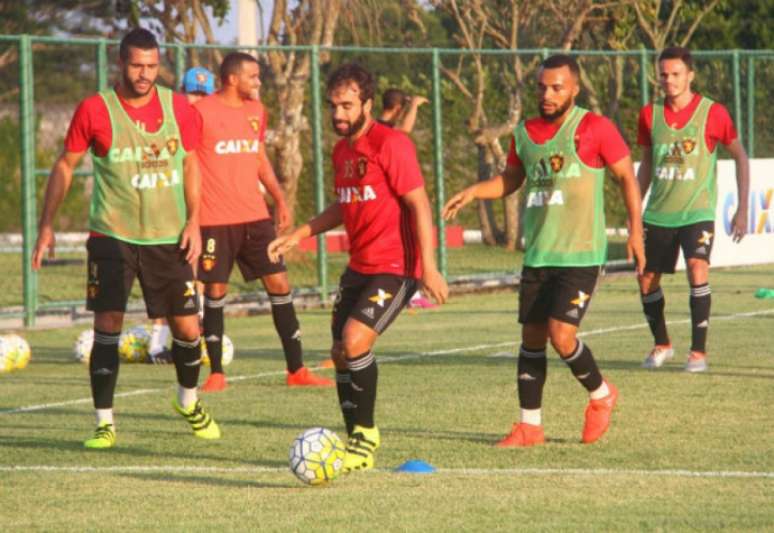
[
  {"xmin": 84, "ymin": 423, "xmax": 116, "ymax": 449},
  {"xmin": 172, "ymin": 398, "xmax": 221, "ymax": 440},
  {"xmin": 342, "ymin": 425, "xmax": 380, "ymax": 473}
]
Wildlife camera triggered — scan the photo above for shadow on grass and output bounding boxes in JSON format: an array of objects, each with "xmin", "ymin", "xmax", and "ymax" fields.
[{"xmin": 119, "ymin": 472, "xmax": 295, "ymax": 489}]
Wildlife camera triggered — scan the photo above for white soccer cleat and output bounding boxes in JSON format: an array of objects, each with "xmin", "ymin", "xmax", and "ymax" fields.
[
  {"xmin": 642, "ymin": 345, "xmax": 674, "ymax": 369},
  {"xmin": 685, "ymin": 352, "xmax": 708, "ymax": 373}
]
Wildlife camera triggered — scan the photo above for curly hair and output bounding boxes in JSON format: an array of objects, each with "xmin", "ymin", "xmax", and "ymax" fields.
[{"xmin": 326, "ymin": 63, "xmax": 375, "ymax": 103}]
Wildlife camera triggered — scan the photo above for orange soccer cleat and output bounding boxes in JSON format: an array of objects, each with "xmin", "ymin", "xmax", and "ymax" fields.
[
  {"xmin": 286, "ymin": 366, "xmax": 335, "ymax": 388},
  {"xmin": 495, "ymin": 422, "xmax": 545, "ymax": 448},
  {"xmin": 200, "ymin": 372, "xmax": 228, "ymax": 393},
  {"xmin": 582, "ymin": 381, "xmax": 618, "ymax": 444}
]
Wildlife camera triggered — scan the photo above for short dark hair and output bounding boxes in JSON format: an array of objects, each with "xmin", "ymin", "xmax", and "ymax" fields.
[
  {"xmin": 659, "ymin": 46, "xmax": 694, "ymax": 71},
  {"xmin": 219, "ymin": 52, "xmax": 259, "ymax": 82},
  {"xmin": 326, "ymin": 63, "xmax": 375, "ymax": 104},
  {"xmin": 540, "ymin": 54, "xmax": 580, "ymax": 78},
  {"xmin": 119, "ymin": 28, "xmax": 158, "ymax": 62},
  {"xmin": 382, "ymin": 88, "xmax": 407, "ymax": 111}
]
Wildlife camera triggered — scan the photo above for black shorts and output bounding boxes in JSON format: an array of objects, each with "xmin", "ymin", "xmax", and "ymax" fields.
[
  {"xmin": 86, "ymin": 236, "xmax": 198, "ymax": 319},
  {"xmin": 198, "ymin": 219, "xmax": 286, "ymax": 283},
  {"xmin": 644, "ymin": 221, "xmax": 715, "ymax": 274},
  {"xmin": 331, "ymin": 268, "xmax": 418, "ymax": 340},
  {"xmin": 518, "ymin": 266, "xmax": 602, "ymax": 327}
]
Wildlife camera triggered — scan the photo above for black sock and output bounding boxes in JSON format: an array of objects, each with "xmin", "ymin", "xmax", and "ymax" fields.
[
  {"xmin": 336, "ymin": 371, "xmax": 356, "ymax": 436},
  {"xmin": 347, "ymin": 351, "xmax": 377, "ymax": 429},
  {"xmin": 90, "ymin": 330, "xmax": 120, "ymax": 409},
  {"xmin": 203, "ymin": 295, "xmax": 225, "ymax": 374},
  {"xmin": 690, "ymin": 284, "xmax": 711, "ymax": 353},
  {"xmin": 641, "ymin": 287, "xmax": 670, "ymax": 345},
  {"xmin": 269, "ymin": 292, "xmax": 303, "ymax": 373},
  {"xmin": 517, "ymin": 345, "xmax": 547, "ymax": 410},
  {"xmin": 562, "ymin": 340, "xmax": 603, "ymax": 393},
  {"xmin": 172, "ymin": 337, "xmax": 202, "ymax": 389}
]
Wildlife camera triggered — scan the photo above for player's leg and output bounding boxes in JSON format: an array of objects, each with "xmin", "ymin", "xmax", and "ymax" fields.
[
  {"xmin": 148, "ymin": 318, "xmax": 172, "ymax": 363},
  {"xmin": 330, "ymin": 270, "xmax": 363, "ymax": 436},
  {"xmin": 550, "ymin": 267, "xmax": 617, "ymax": 444},
  {"xmin": 681, "ymin": 221, "xmax": 714, "ymax": 372},
  {"xmin": 639, "ymin": 224, "xmax": 679, "ymax": 368},
  {"xmin": 201, "ymin": 281, "xmax": 228, "ymax": 391},
  {"xmin": 140, "ymin": 244, "xmax": 220, "ymax": 439},
  {"xmin": 497, "ymin": 267, "xmax": 549, "ymax": 448},
  {"xmin": 83, "ymin": 236, "xmax": 135, "ymax": 449}
]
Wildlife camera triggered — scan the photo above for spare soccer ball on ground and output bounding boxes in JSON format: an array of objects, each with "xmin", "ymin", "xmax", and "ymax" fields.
[
  {"xmin": 289, "ymin": 427, "xmax": 346, "ymax": 486},
  {"xmin": 6, "ymin": 334, "xmax": 31, "ymax": 370},
  {"xmin": 0, "ymin": 336, "xmax": 17, "ymax": 373},
  {"xmin": 200, "ymin": 334, "xmax": 234, "ymax": 367},
  {"xmin": 118, "ymin": 325, "xmax": 151, "ymax": 363},
  {"xmin": 73, "ymin": 329, "xmax": 94, "ymax": 364}
]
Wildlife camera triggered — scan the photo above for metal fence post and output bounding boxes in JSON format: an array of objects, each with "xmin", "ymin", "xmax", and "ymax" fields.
[
  {"xmin": 732, "ymin": 49, "xmax": 743, "ymax": 147},
  {"xmin": 639, "ymin": 47, "xmax": 649, "ymax": 106},
  {"xmin": 431, "ymin": 48, "xmax": 447, "ymax": 278},
  {"xmin": 96, "ymin": 38, "xmax": 108, "ymax": 90},
  {"xmin": 175, "ymin": 44, "xmax": 186, "ymax": 88},
  {"xmin": 746, "ymin": 54, "xmax": 755, "ymax": 157},
  {"xmin": 19, "ymin": 35, "xmax": 37, "ymax": 327},
  {"xmin": 310, "ymin": 45, "xmax": 328, "ymax": 301}
]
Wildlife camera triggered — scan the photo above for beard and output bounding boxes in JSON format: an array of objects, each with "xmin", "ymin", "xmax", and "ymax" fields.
[
  {"xmin": 332, "ymin": 110, "xmax": 367, "ymax": 138},
  {"xmin": 539, "ymin": 97, "xmax": 573, "ymax": 121},
  {"xmin": 122, "ymin": 70, "xmax": 153, "ymax": 98}
]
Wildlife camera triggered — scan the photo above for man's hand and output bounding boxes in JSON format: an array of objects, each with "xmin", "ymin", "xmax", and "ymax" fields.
[
  {"xmin": 267, "ymin": 233, "xmax": 300, "ymax": 263},
  {"xmin": 442, "ymin": 188, "xmax": 476, "ymax": 221},
  {"xmin": 730, "ymin": 207, "xmax": 747, "ymax": 243},
  {"xmin": 411, "ymin": 95, "xmax": 429, "ymax": 107},
  {"xmin": 421, "ymin": 267, "xmax": 448, "ymax": 305},
  {"xmin": 179, "ymin": 221, "xmax": 201, "ymax": 265},
  {"xmin": 627, "ymin": 230, "xmax": 646, "ymax": 276},
  {"xmin": 32, "ymin": 225, "xmax": 55, "ymax": 271},
  {"xmin": 275, "ymin": 201, "xmax": 292, "ymax": 234}
]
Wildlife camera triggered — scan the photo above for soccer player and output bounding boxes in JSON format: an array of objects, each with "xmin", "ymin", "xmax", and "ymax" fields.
[
  {"xmin": 637, "ymin": 47, "xmax": 749, "ymax": 373},
  {"xmin": 378, "ymin": 88, "xmax": 429, "ymax": 134},
  {"xmin": 194, "ymin": 52, "xmax": 333, "ymax": 392},
  {"xmin": 182, "ymin": 66, "xmax": 215, "ymax": 104},
  {"xmin": 31, "ymin": 28, "xmax": 220, "ymax": 447},
  {"xmin": 443, "ymin": 54, "xmax": 645, "ymax": 447},
  {"xmin": 268, "ymin": 63, "xmax": 448, "ymax": 472}
]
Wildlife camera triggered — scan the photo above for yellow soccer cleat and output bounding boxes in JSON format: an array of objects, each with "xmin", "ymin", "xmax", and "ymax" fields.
[
  {"xmin": 83, "ymin": 423, "xmax": 116, "ymax": 449},
  {"xmin": 342, "ymin": 425, "xmax": 380, "ymax": 473},
  {"xmin": 172, "ymin": 398, "xmax": 221, "ymax": 440}
]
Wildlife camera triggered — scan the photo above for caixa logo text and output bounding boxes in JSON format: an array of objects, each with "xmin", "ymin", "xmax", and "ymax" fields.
[{"xmin": 723, "ymin": 189, "xmax": 774, "ymax": 235}]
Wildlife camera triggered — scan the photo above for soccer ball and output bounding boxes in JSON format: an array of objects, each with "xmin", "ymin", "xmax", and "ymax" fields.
[
  {"xmin": 200, "ymin": 334, "xmax": 234, "ymax": 367},
  {"xmin": 118, "ymin": 325, "xmax": 151, "ymax": 363},
  {"xmin": 6, "ymin": 334, "xmax": 31, "ymax": 370},
  {"xmin": 288, "ymin": 427, "xmax": 346, "ymax": 486},
  {"xmin": 73, "ymin": 329, "xmax": 94, "ymax": 364},
  {"xmin": 0, "ymin": 336, "xmax": 16, "ymax": 373}
]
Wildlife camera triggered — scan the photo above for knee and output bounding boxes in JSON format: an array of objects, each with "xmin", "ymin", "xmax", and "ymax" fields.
[
  {"xmin": 264, "ymin": 274, "xmax": 290, "ymax": 295},
  {"xmin": 549, "ymin": 331, "xmax": 577, "ymax": 358},
  {"xmin": 639, "ymin": 272, "xmax": 660, "ymax": 294},
  {"xmin": 94, "ymin": 312, "xmax": 123, "ymax": 334},
  {"xmin": 205, "ymin": 283, "xmax": 227, "ymax": 300},
  {"xmin": 169, "ymin": 315, "xmax": 200, "ymax": 342},
  {"xmin": 331, "ymin": 342, "xmax": 347, "ymax": 371}
]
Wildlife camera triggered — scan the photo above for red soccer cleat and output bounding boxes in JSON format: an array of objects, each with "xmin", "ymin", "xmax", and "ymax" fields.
[
  {"xmin": 200, "ymin": 372, "xmax": 228, "ymax": 393},
  {"xmin": 495, "ymin": 422, "xmax": 545, "ymax": 448},
  {"xmin": 318, "ymin": 358, "xmax": 336, "ymax": 369},
  {"xmin": 286, "ymin": 366, "xmax": 334, "ymax": 388},
  {"xmin": 582, "ymin": 381, "xmax": 618, "ymax": 444}
]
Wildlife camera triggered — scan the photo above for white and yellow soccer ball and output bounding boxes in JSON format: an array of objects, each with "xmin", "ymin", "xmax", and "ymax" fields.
[
  {"xmin": 6, "ymin": 334, "xmax": 31, "ymax": 370},
  {"xmin": 289, "ymin": 427, "xmax": 346, "ymax": 486},
  {"xmin": 0, "ymin": 335, "xmax": 17, "ymax": 373},
  {"xmin": 118, "ymin": 325, "xmax": 151, "ymax": 363},
  {"xmin": 200, "ymin": 334, "xmax": 234, "ymax": 367},
  {"xmin": 73, "ymin": 329, "xmax": 94, "ymax": 364}
]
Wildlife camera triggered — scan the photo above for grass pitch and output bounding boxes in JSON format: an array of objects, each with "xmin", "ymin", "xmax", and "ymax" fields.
[{"xmin": 1, "ymin": 265, "xmax": 773, "ymax": 531}]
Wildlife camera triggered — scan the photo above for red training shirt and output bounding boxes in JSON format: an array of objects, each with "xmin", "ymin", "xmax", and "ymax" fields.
[
  {"xmin": 64, "ymin": 86, "xmax": 200, "ymax": 156},
  {"xmin": 332, "ymin": 121, "xmax": 424, "ymax": 279},
  {"xmin": 194, "ymin": 94, "xmax": 269, "ymax": 226},
  {"xmin": 637, "ymin": 93, "xmax": 737, "ymax": 152},
  {"xmin": 507, "ymin": 111, "xmax": 630, "ymax": 169}
]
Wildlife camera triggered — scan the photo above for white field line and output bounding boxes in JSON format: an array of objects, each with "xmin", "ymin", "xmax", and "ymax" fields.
[
  {"xmin": 2, "ymin": 307, "xmax": 773, "ymax": 416},
  {"xmin": 1, "ymin": 464, "xmax": 772, "ymax": 479}
]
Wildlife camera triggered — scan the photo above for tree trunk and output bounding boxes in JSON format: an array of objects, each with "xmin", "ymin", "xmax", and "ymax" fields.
[{"xmin": 476, "ymin": 143, "xmax": 499, "ymax": 245}]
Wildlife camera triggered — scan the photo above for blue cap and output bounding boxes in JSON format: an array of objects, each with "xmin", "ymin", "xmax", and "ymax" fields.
[{"xmin": 183, "ymin": 66, "xmax": 215, "ymax": 95}]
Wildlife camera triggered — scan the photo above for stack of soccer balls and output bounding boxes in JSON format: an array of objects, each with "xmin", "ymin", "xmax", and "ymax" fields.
[
  {"xmin": 289, "ymin": 427, "xmax": 346, "ymax": 485},
  {"xmin": 0, "ymin": 333, "xmax": 31, "ymax": 373}
]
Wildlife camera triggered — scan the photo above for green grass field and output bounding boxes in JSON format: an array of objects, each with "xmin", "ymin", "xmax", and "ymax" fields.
[{"xmin": 1, "ymin": 265, "xmax": 773, "ymax": 531}]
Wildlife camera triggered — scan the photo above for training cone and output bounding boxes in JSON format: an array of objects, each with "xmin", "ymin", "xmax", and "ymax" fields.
[
  {"xmin": 754, "ymin": 288, "xmax": 774, "ymax": 299},
  {"xmin": 395, "ymin": 460, "xmax": 436, "ymax": 474}
]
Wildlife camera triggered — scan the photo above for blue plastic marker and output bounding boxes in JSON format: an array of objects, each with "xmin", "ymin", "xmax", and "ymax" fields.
[{"xmin": 395, "ymin": 460, "xmax": 436, "ymax": 473}]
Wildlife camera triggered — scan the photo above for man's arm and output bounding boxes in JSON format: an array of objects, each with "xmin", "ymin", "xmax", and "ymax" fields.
[
  {"xmin": 32, "ymin": 150, "xmax": 86, "ymax": 270},
  {"xmin": 442, "ymin": 164, "xmax": 525, "ymax": 220},
  {"xmin": 401, "ymin": 187, "xmax": 448, "ymax": 304},
  {"xmin": 395, "ymin": 96, "xmax": 428, "ymax": 134},
  {"xmin": 608, "ymin": 155, "xmax": 646, "ymax": 275},
  {"xmin": 257, "ymin": 145, "xmax": 291, "ymax": 232},
  {"xmin": 267, "ymin": 202, "xmax": 343, "ymax": 263},
  {"xmin": 724, "ymin": 139, "xmax": 750, "ymax": 242},
  {"xmin": 179, "ymin": 152, "xmax": 202, "ymax": 265},
  {"xmin": 637, "ymin": 145, "xmax": 653, "ymax": 199}
]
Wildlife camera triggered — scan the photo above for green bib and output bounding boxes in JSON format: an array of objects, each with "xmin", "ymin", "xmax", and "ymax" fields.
[
  {"xmin": 89, "ymin": 86, "xmax": 187, "ymax": 244},
  {"xmin": 514, "ymin": 106, "xmax": 607, "ymax": 267},
  {"xmin": 643, "ymin": 96, "xmax": 717, "ymax": 227}
]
